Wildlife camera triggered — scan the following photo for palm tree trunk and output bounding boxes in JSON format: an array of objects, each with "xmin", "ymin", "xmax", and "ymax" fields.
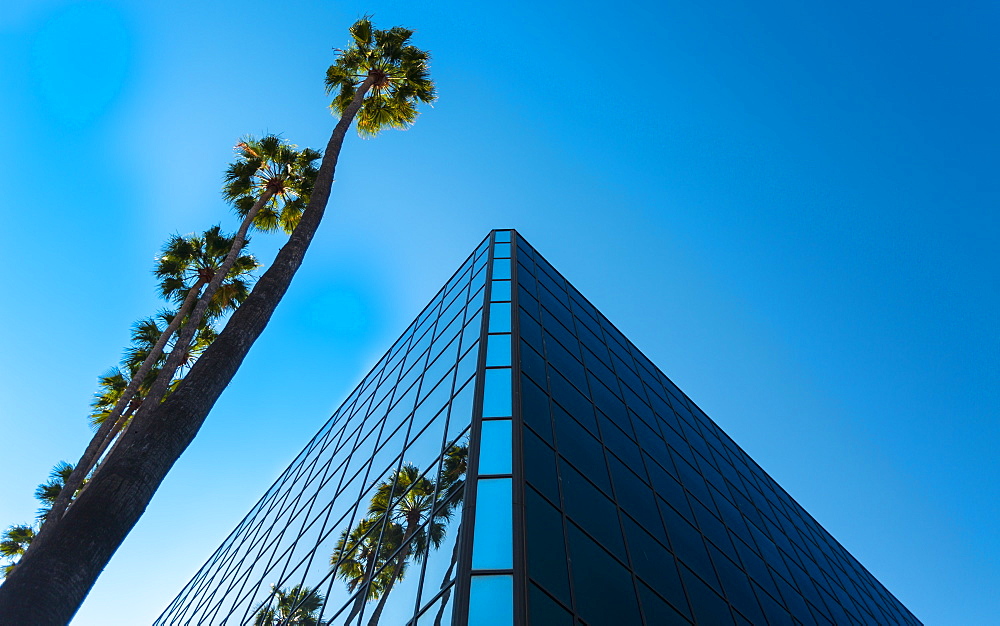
[
  {"xmin": 76, "ymin": 398, "xmax": 140, "ymax": 494},
  {"xmin": 35, "ymin": 276, "xmax": 208, "ymax": 538},
  {"xmin": 0, "ymin": 76, "xmax": 376, "ymax": 625}
]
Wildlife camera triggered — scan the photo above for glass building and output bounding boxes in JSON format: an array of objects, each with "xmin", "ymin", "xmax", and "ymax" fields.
[{"xmin": 156, "ymin": 230, "xmax": 920, "ymax": 625}]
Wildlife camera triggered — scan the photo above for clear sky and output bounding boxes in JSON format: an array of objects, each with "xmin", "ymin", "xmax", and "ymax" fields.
[{"xmin": 0, "ymin": 0, "xmax": 996, "ymax": 623}]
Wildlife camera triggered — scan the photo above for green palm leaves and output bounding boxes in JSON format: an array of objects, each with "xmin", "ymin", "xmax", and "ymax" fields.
[
  {"xmin": 253, "ymin": 584, "xmax": 325, "ymax": 626},
  {"xmin": 325, "ymin": 17, "xmax": 436, "ymax": 137},
  {"xmin": 155, "ymin": 226, "xmax": 258, "ymax": 320},
  {"xmin": 1, "ymin": 462, "xmax": 83, "ymax": 577},
  {"xmin": 0, "ymin": 526, "xmax": 34, "ymax": 578},
  {"xmin": 224, "ymin": 135, "xmax": 321, "ymax": 234}
]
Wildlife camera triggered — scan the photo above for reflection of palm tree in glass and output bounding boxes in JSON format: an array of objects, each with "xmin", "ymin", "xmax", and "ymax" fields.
[
  {"xmin": 333, "ymin": 517, "xmax": 402, "ymax": 625},
  {"xmin": 330, "ymin": 441, "xmax": 468, "ymax": 624},
  {"xmin": 363, "ymin": 464, "xmax": 446, "ymax": 625},
  {"xmin": 253, "ymin": 584, "xmax": 325, "ymax": 626}
]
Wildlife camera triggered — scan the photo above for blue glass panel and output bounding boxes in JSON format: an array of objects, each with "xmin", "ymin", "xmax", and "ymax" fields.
[
  {"xmin": 493, "ymin": 230, "xmax": 512, "ymax": 243},
  {"xmin": 472, "ymin": 478, "xmax": 512, "ymax": 569},
  {"xmin": 486, "ymin": 333, "xmax": 511, "ymax": 367},
  {"xmin": 492, "ymin": 257, "xmax": 511, "ymax": 279},
  {"xmin": 488, "ymin": 303, "xmax": 511, "ymax": 333},
  {"xmin": 490, "ymin": 279, "xmax": 512, "ymax": 302},
  {"xmin": 478, "ymin": 419, "xmax": 512, "ymax": 475},
  {"xmin": 482, "ymin": 368, "xmax": 512, "ymax": 417},
  {"xmin": 493, "ymin": 242, "xmax": 512, "ymax": 258},
  {"xmin": 468, "ymin": 575, "xmax": 513, "ymax": 626}
]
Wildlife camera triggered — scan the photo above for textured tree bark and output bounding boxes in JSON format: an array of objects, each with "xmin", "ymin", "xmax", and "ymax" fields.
[{"xmin": 0, "ymin": 76, "xmax": 375, "ymax": 625}]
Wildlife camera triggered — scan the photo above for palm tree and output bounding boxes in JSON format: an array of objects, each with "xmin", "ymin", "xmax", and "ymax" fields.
[
  {"xmin": 363, "ymin": 464, "xmax": 450, "ymax": 626},
  {"xmin": 42, "ymin": 229, "xmax": 258, "ymax": 529},
  {"xmin": 332, "ymin": 517, "xmax": 403, "ymax": 625},
  {"xmin": 252, "ymin": 584, "xmax": 325, "ymax": 626},
  {"xmin": 226, "ymin": 135, "xmax": 321, "ymax": 235},
  {"xmin": 0, "ymin": 19, "xmax": 434, "ymax": 623}
]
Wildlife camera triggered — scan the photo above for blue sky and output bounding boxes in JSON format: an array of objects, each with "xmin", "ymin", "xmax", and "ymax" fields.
[{"xmin": 0, "ymin": 0, "xmax": 996, "ymax": 623}]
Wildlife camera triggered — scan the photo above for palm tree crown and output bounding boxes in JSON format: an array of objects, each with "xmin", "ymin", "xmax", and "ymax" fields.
[
  {"xmin": 224, "ymin": 135, "xmax": 321, "ymax": 234},
  {"xmin": 155, "ymin": 225, "xmax": 259, "ymax": 320},
  {"xmin": 325, "ymin": 18, "xmax": 436, "ymax": 137},
  {"xmin": 252, "ymin": 584, "xmax": 325, "ymax": 626}
]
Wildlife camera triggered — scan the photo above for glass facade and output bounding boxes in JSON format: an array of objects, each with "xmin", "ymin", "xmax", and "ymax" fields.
[{"xmin": 157, "ymin": 230, "xmax": 920, "ymax": 625}]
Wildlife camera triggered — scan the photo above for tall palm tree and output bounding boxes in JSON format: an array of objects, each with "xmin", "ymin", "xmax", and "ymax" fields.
[
  {"xmin": 0, "ymin": 19, "xmax": 434, "ymax": 623},
  {"xmin": 42, "ymin": 229, "xmax": 258, "ymax": 529},
  {"xmin": 364, "ymin": 464, "xmax": 450, "ymax": 626},
  {"xmin": 252, "ymin": 584, "xmax": 325, "ymax": 626},
  {"xmin": 332, "ymin": 517, "xmax": 403, "ymax": 625}
]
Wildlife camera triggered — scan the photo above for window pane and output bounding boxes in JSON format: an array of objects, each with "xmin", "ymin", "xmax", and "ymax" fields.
[
  {"xmin": 488, "ymin": 302, "xmax": 511, "ymax": 333},
  {"xmin": 479, "ymin": 419, "xmax": 512, "ymax": 475},
  {"xmin": 491, "ymin": 279, "xmax": 512, "ymax": 302},
  {"xmin": 529, "ymin": 582, "xmax": 573, "ymax": 626},
  {"xmin": 567, "ymin": 523, "xmax": 641, "ymax": 625},
  {"xmin": 468, "ymin": 575, "xmax": 513, "ymax": 626},
  {"xmin": 526, "ymin": 488, "xmax": 570, "ymax": 603},
  {"xmin": 493, "ymin": 230, "xmax": 512, "ymax": 243},
  {"xmin": 492, "ymin": 258, "xmax": 511, "ymax": 279},
  {"xmin": 472, "ymin": 478, "xmax": 512, "ymax": 569},
  {"xmin": 486, "ymin": 333, "xmax": 511, "ymax": 367},
  {"xmin": 493, "ymin": 243, "xmax": 512, "ymax": 258},
  {"xmin": 482, "ymin": 368, "xmax": 512, "ymax": 417}
]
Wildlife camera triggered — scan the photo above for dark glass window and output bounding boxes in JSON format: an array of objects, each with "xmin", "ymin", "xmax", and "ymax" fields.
[
  {"xmin": 567, "ymin": 523, "xmax": 642, "ymax": 626},
  {"xmin": 524, "ymin": 429, "xmax": 560, "ymax": 505},
  {"xmin": 544, "ymin": 333, "xmax": 586, "ymax": 387},
  {"xmin": 638, "ymin": 581, "xmax": 691, "ymax": 625},
  {"xmin": 553, "ymin": 411, "xmax": 610, "ymax": 493},
  {"xmin": 608, "ymin": 456, "xmax": 661, "ymax": 536},
  {"xmin": 681, "ymin": 564, "xmax": 735, "ymax": 625},
  {"xmin": 528, "ymin": 583, "xmax": 574, "ymax": 626},
  {"xmin": 521, "ymin": 375, "xmax": 552, "ymax": 445},
  {"xmin": 520, "ymin": 340, "xmax": 546, "ymax": 387},
  {"xmin": 623, "ymin": 515, "xmax": 691, "ymax": 620},
  {"xmin": 599, "ymin": 413, "xmax": 643, "ymax": 468},
  {"xmin": 560, "ymin": 460, "xmax": 625, "ymax": 559},
  {"xmin": 548, "ymin": 371, "xmax": 596, "ymax": 433},
  {"xmin": 526, "ymin": 488, "xmax": 571, "ymax": 605}
]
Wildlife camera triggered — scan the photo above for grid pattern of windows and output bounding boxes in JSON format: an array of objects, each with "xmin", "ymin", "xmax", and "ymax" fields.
[
  {"xmin": 156, "ymin": 235, "xmax": 495, "ymax": 626},
  {"xmin": 158, "ymin": 229, "xmax": 918, "ymax": 626},
  {"xmin": 512, "ymin": 232, "xmax": 920, "ymax": 626}
]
